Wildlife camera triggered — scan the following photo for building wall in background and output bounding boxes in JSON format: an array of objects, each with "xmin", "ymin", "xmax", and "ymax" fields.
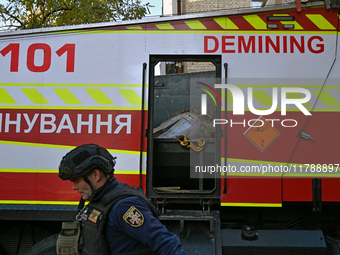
[{"xmin": 183, "ymin": 0, "xmax": 251, "ymax": 14}]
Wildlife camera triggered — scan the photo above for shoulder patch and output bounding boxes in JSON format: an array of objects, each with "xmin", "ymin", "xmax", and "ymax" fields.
[{"xmin": 123, "ymin": 206, "xmax": 144, "ymax": 227}]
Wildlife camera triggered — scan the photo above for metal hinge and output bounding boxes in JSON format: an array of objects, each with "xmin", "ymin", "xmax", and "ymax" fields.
[
  {"xmin": 156, "ymin": 199, "xmax": 167, "ymax": 214},
  {"xmin": 201, "ymin": 200, "xmax": 212, "ymax": 214}
]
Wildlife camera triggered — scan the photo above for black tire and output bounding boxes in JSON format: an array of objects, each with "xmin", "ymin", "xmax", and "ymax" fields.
[{"xmin": 25, "ymin": 234, "xmax": 58, "ymax": 255}]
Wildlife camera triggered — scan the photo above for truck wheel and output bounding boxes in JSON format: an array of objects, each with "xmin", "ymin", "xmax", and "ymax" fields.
[{"xmin": 25, "ymin": 234, "xmax": 58, "ymax": 255}]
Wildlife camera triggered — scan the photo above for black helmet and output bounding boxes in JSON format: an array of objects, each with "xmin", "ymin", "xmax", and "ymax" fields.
[{"xmin": 59, "ymin": 144, "xmax": 116, "ymax": 180}]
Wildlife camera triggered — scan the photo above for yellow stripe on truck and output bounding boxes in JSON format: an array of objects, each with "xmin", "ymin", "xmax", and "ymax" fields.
[
  {"xmin": 0, "ymin": 169, "xmax": 146, "ymax": 174},
  {"xmin": 21, "ymin": 88, "xmax": 49, "ymax": 104},
  {"xmin": 221, "ymin": 202, "xmax": 282, "ymax": 207},
  {"xmin": 0, "ymin": 88, "xmax": 16, "ymax": 104},
  {"xmin": 243, "ymin": 15, "xmax": 267, "ymax": 30},
  {"xmin": 86, "ymin": 89, "xmax": 114, "ymax": 105},
  {"xmin": 185, "ymin": 20, "xmax": 207, "ymax": 29},
  {"xmin": 0, "ymin": 200, "xmax": 79, "ymax": 205},
  {"xmin": 214, "ymin": 17, "xmax": 239, "ymax": 30},
  {"xmin": 118, "ymin": 89, "xmax": 145, "ymax": 106},
  {"xmin": 53, "ymin": 89, "xmax": 82, "ymax": 104},
  {"xmin": 312, "ymin": 90, "xmax": 340, "ymax": 107},
  {"xmin": 306, "ymin": 14, "xmax": 336, "ymax": 30},
  {"xmin": 0, "ymin": 140, "xmax": 145, "ymax": 155},
  {"xmin": 0, "ymin": 84, "xmax": 146, "ymax": 109},
  {"xmin": 156, "ymin": 23, "xmax": 175, "ymax": 30}
]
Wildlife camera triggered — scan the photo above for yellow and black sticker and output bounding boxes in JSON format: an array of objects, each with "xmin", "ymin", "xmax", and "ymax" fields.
[
  {"xmin": 123, "ymin": 206, "xmax": 144, "ymax": 227},
  {"xmin": 88, "ymin": 209, "xmax": 102, "ymax": 223}
]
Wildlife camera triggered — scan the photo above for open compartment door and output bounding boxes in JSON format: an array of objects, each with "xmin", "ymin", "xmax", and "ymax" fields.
[{"xmin": 146, "ymin": 55, "xmax": 221, "ymax": 205}]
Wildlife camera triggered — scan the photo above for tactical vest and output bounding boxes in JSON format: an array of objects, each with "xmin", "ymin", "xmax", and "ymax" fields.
[{"xmin": 80, "ymin": 185, "xmax": 158, "ymax": 255}]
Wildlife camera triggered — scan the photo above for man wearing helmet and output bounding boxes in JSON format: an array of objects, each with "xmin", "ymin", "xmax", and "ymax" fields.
[{"xmin": 59, "ymin": 143, "xmax": 187, "ymax": 255}]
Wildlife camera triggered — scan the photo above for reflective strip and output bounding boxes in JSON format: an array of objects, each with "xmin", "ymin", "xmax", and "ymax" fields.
[
  {"xmin": 243, "ymin": 15, "xmax": 267, "ymax": 30},
  {"xmin": 306, "ymin": 14, "xmax": 336, "ymax": 30},
  {"xmin": 282, "ymin": 173, "xmax": 340, "ymax": 177},
  {"xmin": 226, "ymin": 108, "xmax": 340, "ymax": 112},
  {"xmin": 118, "ymin": 89, "xmax": 144, "ymax": 105},
  {"xmin": 85, "ymin": 89, "xmax": 114, "ymax": 105},
  {"xmin": 0, "ymin": 106, "xmax": 144, "ymax": 110},
  {"xmin": 115, "ymin": 170, "xmax": 146, "ymax": 175},
  {"xmin": 0, "ymin": 140, "xmax": 75, "ymax": 149},
  {"xmin": 63, "ymin": 29, "xmax": 336, "ymax": 35},
  {"xmin": 21, "ymin": 88, "xmax": 49, "ymax": 104},
  {"xmin": 0, "ymin": 169, "xmax": 146, "ymax": 174},
  {"xmin": 227, "ymin": 172, "xmax": 282, "ymax": 177},
  {"xmin": 214, "ymin": 17, "xmax": 239, "ymax": 29},
  {"xmin": 0, "ymin": 169, "xmax": 57, "ymax": 173},
  {"xmin": 0, "ymin": 88, "xmax": 16, "ymax": 104},
  {"xmin": 226, "ymin": 86, "xmax": 340, "ymax": 111},
  {"xmin": 185, "ymin": 20, "xmax": 207, "ymax": 29},
  {"xmin": 0, "ymin": 200, "xmax": 79, "ymax": 205},
  {"xmin": 225, "ymin": 172, "xmax": 340, "ymax": 177},
  {"xmin": 0, "ymin": 84, "xmax": 146, "ymax": 109},
  {"xmin": 221, "ymin": 202, "xmax": 282, "ymax": 207},
  {"xmin": 312, "ymin": 90, "xmax": 340, "ymax": 107},
  {"xmin": 252, "ymin": 91, "xmax": 273, "ymax": 106},
  {"xmin": 0, "ymin": 140, "xmax": 145, "ymax": 155},
  {"xmin": 0, "ymin": 83, "xmax": 145, "ymax": 88},
  {"xmin": 156, "ymin": 23, "xmax": 175, "ymax": 29},
  {"xmin": 127, "ymin": 26, "xmax": 143, "ymax": 29},
  {"xmin": 53, "ymin": 89, "xmax": 82, "ymax": 104},
  {"xmin": 226, "ymin": 157, "xmax": 290, "ymax": 166}
]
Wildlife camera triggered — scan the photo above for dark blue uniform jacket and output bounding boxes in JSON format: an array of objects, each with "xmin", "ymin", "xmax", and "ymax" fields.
[{"xmin": 91, "ymin": 177, "xmax": 187, "ymax": 255}]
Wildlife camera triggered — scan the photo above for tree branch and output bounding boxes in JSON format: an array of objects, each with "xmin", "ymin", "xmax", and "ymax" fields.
[
  {"xmin": 0, "ymin": 8, "xmax": 23, "ymax": 26},
  {"xmin": 42, "ymin": 7, "xmax": 72, "ymax": 23}
]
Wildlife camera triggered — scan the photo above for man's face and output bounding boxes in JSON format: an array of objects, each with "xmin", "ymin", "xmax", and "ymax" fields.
[{"xmin": 70, "ymin": 177, "xmax": 92, "ymax": 200}]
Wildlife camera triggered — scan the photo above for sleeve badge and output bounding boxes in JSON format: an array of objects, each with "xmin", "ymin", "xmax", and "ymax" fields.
[{"xmin": 123, "ymin": 206, "xmax": 144, "ymax": 227}]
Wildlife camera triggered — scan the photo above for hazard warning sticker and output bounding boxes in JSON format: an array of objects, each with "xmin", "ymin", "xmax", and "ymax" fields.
[{"xmin": 244, "ymin": 116, "xmax": 281, "ymax": 152}]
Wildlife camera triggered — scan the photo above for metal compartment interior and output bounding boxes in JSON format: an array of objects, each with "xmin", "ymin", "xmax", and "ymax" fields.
[{"xmin": 146, "ymin": 55, "xmax": 222, "ymax": 203}]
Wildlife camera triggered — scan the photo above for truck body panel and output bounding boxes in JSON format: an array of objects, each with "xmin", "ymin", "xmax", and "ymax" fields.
[{"xmin": 0, "ymin": 2, "xmax": 340, "ymax": 254}]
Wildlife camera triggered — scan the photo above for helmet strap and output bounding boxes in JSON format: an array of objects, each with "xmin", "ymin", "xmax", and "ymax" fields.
[
  {"xmin": 83, "ymin": 175, "xmax": 95, "ymax": 200},
  {"xmin": 77, "ymin": 197, "xmax": 86, "ymax": 213},
  {"xmin": 83, "ymin": 173, "xmax": 114, "ymax": 201}
]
